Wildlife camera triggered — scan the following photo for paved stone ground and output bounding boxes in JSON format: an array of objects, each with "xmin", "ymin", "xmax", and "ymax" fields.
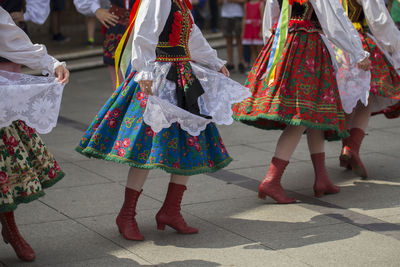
[{"xmin": 1, "ymin": 50, "xmax": 400, "ymax": 266}]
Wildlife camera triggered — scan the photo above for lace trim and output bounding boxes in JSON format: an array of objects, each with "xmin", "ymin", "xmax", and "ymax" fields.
[
  {"xmin": 0, "ymin": 70, "xmax": 65, "ymax": 134},
  {"xmin": 143, "ymin": 62, "xmax": 251, "ymax": 136}
]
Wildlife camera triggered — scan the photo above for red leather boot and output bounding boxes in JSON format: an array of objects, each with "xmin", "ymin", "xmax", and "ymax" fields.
[
  {"xmin": 311, "ymin": 153, "xmax": 340, "ymax": 197},
  {"xmin": 116, "ymin": 188, "xmax": 144, "ymax": 241},
  {"xmin": 0, "ymin": 211, "xmax": 35, "ymax": 262},
  {"xmin": 156, "ymin": 183, "xmax": 198, "ymax": 234},
  {"xmin": 340, "ymin": 128, "xmax": 367, "ymax": 178},
  {"xmin": 258, "ymin": 157, "xmax": 296, "ymax": 204},
  {"xmin": 339, "ymin": 136, "xmax": 351, "ymax": 169}
]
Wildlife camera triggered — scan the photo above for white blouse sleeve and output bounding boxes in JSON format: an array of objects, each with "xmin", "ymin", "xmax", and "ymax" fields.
[
  {"xmin": 132, "ymin": 0, "xmax": 171, "ymax": 82},
  {"xmin": 310, "ymin": 0, "xmax": 369, "ymax": 63},
  {"xmin": 73, "ymin": 0, "xmax": 101, "ymax": 16},
  {"xmin": 24, "ymin": 0, "xmax": 50, "ymax": 25},
  {"xmin": 262, "ymin": 0, "xmax": 280, "ymax": 43},
  {"xmin": 360, "ymin": 0, "xmax": 400, "ymax": 67},
  {"xmin": 0, "ymin": 8, "xmax": 64, "ymax": 75},
  {"xmin": 189, "ymin": 24, "xmax": 226, "ymax": 71}
]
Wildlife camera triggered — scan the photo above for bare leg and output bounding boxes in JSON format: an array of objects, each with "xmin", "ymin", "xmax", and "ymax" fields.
[
  {"xmin": 87, "ymin": 16, "xmax": 96, "ymax": 43},
  {"xmin": 226, "ymin": 36, "xmax": 234, "ymax": 65},
  {"xmin": 306, "ymin": 128, "xmax": 325, "ymax": 155},
  {"xmin": 236, "ymin": 36, "xmax": 244, "ymax": 65},
  {"xmin": 349, "ymin": 99, "xmax": 373, "ymax": 131},
  {"xmin": 274, "ymin": 125, "xmax": 306, "ymax": 161},
  {"xmin": 126, "ymin": 167, "xmax": 150, "ymax": 191},
  {"xmin": 108, "ymin": 65, "xmax": 124, "ymax": 90},
  {"xmin": 170, "ymin": 174, "xmax": 189, "ymax": 185}
]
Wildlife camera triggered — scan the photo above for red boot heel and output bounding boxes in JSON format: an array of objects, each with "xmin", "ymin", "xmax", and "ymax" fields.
[
  {"xmin": 311, "ymin": 153, "xmax": 340, "ymax": 198},
  {"xmin": 0, "ymin": 212, "xmax": 35, "ymax": 262},
  {"xmin": 156, "ymin": 183, "xmax": 198, "ymax": 234},
  {"xmin": 157, "ymin": 222, "xmax": 166, "ymax": 231},
  {"xmin": 258, "ymin": 157, "xmax": 297, "ymax": 204}
]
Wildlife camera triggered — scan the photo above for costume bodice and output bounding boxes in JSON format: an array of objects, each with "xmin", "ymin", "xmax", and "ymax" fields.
[
  {"xmin": 0, "ymin": 0, "xmax": 25, "ymax": 13},
  {"xmin": 278, "ymin": 0, "xmax": 318, "ymax": 22},
  {"xmin": 155, "ymin": 0, "xmax": 193, "ymax": 62},
  {"xmin": 345, "ymin": 0, "xmax": 365, "ymax": 23}
]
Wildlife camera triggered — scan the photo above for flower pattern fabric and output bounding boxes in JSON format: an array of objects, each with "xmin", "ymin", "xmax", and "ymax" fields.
[
  {"xmin": 0, "ymin": 121, "xmax": 65, "ymax": 213},
  {"xmin": 232, "ymin": 30, "xmax": 347, "ymax": 141},
  {"xmin": 76, "ymin": 71, "xmax": 232, "ymax": 176}
]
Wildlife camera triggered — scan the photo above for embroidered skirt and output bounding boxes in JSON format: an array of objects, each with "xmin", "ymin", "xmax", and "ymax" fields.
[
  {"xmin": 362, "ymin": 33, "xmax": 400, "ymax": 118},
  {"xmin": 76, "ymin": 69, "xmax": 234, "ymax": 176},
  {"xmin": 0, "ymin": 121, "xmax": 64, "ymax": 213},
  {"xmin": 232, "ymin": 29, "xmax": 347, "ymax": 140}
]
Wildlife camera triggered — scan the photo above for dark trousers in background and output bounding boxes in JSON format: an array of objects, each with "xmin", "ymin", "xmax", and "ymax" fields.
[{"xmin": 209, "ymin": 0, "xmax": 219, "ymax": 30}]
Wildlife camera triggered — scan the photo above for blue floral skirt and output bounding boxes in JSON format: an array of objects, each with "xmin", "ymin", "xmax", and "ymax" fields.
[{"xmin": 76, "ymin": 71, "xmax": 232, "ymax": 175}]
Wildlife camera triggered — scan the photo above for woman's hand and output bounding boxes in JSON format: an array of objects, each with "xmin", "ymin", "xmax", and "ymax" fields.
[
  {"xmin": 10, "ymin": 12, "xmax": 24, "ymax": 24},
  {"xmin": 95, "ymin": 8, "xmax": 119, "ymax": 28},
  {"xmin": 139, "ymin": 80, "xmax": 153, "ymax": 95},
  {"xmin": 54, "ymin": 65, "xmax": 70, "ymax": 84},
  {"xmin": 220, "ymin": 66, "xmax": 230, "ymax": 77},
  {"xmin": 357, "ymin": 57, "xmax": 371, "ymax": 71}
]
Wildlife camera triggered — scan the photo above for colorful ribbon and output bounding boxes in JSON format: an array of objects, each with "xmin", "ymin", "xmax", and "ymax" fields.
[
  {"xmin": 114, "ymin": 0, "xmax": 142, "ymax": 89},
  {"xmin": 264, "ymin": 0, "xmax": 291, "ymax": 84}
]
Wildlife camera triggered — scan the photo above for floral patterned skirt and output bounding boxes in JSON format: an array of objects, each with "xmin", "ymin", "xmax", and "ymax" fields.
[
  {"xmin": 232, "ymin": 30, "xmax": 347, "ymax": 140},
  {"xmin": 0, "ymin": 121, "xmax": 64, "ymax": 213},
  {"xmin": 361, "ymin": 32, "xmax": 400, "ymax": 119},
  {"xmin": 76, "ymin": 71, "xmax": 232, "ymax": 176}
]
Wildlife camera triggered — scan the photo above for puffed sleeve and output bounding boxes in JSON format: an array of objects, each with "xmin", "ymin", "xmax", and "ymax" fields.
[
  {"xmin": 73, "ymin": 0, "xmax": 101, "ymax": 16},
  {"xmin": 189, "ymin": 24, "xmax": 226, "ymax": 71},
  {"xmin": 0, "ymin": 8, "xmax": 65, "ymax": 75},
  {"xmin": 131, "ymin": 0, "xmax": 171, "ymax": 82},
  {"xmin": 360, "ymin": 0, "xmax": 400, "ymax": 68},
  {"xmin": 262, "ymin": 0, "xmax": 280, "ymax": 43},
  {"xmin": 24, "ymin": 0, "xmax": 50, "ymax": 25},
  {"xmin": 310, "ymin": 0, "xmax": 369, "ymax": 63}
]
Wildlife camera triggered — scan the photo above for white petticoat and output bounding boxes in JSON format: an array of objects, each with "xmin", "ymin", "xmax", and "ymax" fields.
[
  {"xmin": 142, "ymin": 62, "xmax": 251, "ymax": 136},
  {"xmin": 0, "ymin": 70, "xmax": 65, "ymax": 134}
]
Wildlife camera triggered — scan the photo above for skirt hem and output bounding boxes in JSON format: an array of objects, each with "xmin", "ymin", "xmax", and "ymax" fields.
[
  {"xmin": 233, "ymin": 113, "xmax": 349, "ymax": 141},
  {"xmin": 0, "ymin": 172, "xmax": 65, "ymax": 213},
  {"xmin": 75, "ymin": 146, "xmax": 233, "ymax": 176}
]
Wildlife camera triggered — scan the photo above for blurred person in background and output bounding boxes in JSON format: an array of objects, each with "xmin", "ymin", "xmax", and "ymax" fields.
[
  {"xmin": 242, "ymin": 0, "xmax": 264, "ymax": 64},
  {"xmin": 50, "ymin": 0, "xmax": 70, "ymax": 42},
  {"xmin": 0, "ymin": 0, "xmax": 50, "ymax": 72},
  {"xmin": 219, "ymin": 0, "xmax": 246, "ymax": 72},
  {"xmin": 74, "ymin": 0, "xmax": 135, "ymax": 89},
  {"xmin": 209, "ymin": 0, "xmax": 220, "ymax": 32},
  {"xmin": 192, "ymin": 0, "xmax": 207, "ymax": 30}
]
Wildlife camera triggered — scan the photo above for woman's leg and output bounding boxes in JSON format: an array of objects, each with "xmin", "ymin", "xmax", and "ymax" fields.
[
  {"xmin": 0, "ymin": 211, "xmax": 35, "ymax": 261},
  {"xmin": 116, "ymin": 167, "xmax": 150, "ymax": 241},
  {"xmin": 340, "ymin": 99, "xmax": 373, "ymax": 178},
  {"xmin": 87, "ymin": 16, "xmax": 96, "ymax": 45},
  {"xmin": 307, "ymin": 129, "xmax": 340, "ymax": 197},
  {"xmin": 156, "ymin": 174, "xmax": 198, "ymax": 234},
  {"xmin": 259, "ymin": 125, "xmax": 306, "ymax": 204}
]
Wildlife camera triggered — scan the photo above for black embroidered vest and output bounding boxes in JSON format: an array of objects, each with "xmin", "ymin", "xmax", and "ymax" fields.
[
  {"xmin": 344, "ymin": 0, "xmax": 365, "ymax": 23},
  {"xmin": 155, "ymin": 0, "xmax": 192, "ymax": 62},
  {"xmin": 277, "ymin": 1, "xmax": 318, "ymax": 22},
  {"xmin": 0, "ymin": 0, "xmax": 25, "ymax": 13}
]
